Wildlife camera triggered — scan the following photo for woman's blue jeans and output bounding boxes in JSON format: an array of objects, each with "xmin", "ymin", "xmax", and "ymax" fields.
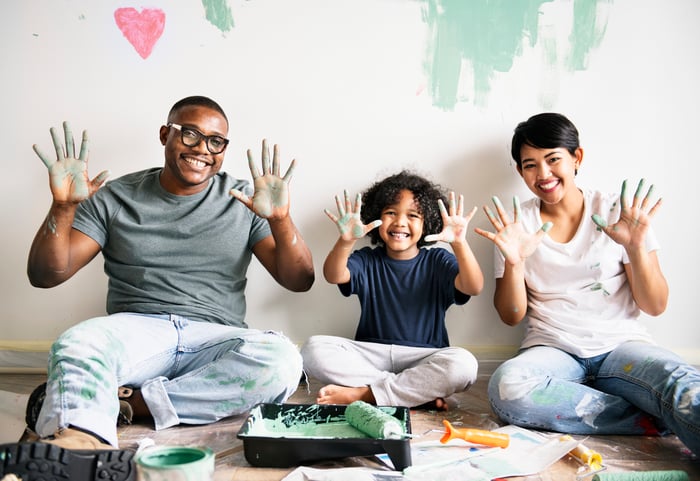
[
  {"xmin": 35, "ymin": 312, "xmax": 303, "ymax": 447},
  {"xmin": 488, "ymin": 342, "xmax": 700, "ymax": 455}
]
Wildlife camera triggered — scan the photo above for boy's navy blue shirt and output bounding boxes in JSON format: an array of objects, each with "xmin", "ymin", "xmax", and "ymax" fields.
[{"xmin": 339, "ymin": 246, "xmax": 470, "ymax": 348}]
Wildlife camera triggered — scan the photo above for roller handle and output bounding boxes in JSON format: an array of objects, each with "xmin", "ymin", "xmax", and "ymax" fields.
[{"xmin": 439, "ymin": 419, "xmax": 510, "ymax": 448}]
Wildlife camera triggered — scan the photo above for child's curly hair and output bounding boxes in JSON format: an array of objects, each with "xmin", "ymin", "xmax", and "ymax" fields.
[{"xmin": 361, "ymin": 170, "xmax": 447, "ymax": 248}]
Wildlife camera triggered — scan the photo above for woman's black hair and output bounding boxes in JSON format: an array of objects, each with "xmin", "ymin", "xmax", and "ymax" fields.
[
  {"xmin": 361, "ymin": 170, "xmax": 447, "ymax": 248},
  {"xmin": 511, "ymin": 113, "xmax": 580, "ymax": 168}
]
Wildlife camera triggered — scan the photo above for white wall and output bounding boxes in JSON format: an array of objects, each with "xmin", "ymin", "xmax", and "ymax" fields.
[{"xmin": 2, "ymin": 0, "xmax": 699, "ymax": 366}]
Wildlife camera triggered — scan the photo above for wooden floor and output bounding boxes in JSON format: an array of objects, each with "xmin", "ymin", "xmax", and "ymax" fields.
[{"xmin": 2, "ymin": 371, "xmax": 698, "ymax": 480}]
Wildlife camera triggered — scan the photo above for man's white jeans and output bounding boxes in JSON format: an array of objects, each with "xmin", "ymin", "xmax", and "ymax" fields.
[{"xmin": 36, "ymin": 312, "xmax": 302, "ymax": 447}]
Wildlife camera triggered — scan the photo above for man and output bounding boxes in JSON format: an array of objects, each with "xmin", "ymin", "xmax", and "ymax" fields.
[{"xmin": 1, "ymin": 96, "xmax": 314, "ymax": 479}]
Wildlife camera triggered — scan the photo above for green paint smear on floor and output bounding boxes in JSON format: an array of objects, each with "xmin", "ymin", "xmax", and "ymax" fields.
[
  {"xmin": 420, "ymin": 0, "xmax": 611, "ymax": 110},
  {"xmin": 202, "ymin": 0, "xmax": 235, "ymax": 33}
]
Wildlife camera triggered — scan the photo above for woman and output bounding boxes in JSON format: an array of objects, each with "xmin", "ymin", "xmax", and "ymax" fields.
[{"xmin": 476, "ymin": 112, "xmax": 699, "ymax": 455}]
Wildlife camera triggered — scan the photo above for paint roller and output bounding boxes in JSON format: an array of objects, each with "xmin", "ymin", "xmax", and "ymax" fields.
[
  {"xmin": 344, "ymin": 400, "xmax": 405, "ymax": 439},
  {"xmin": 439, "ymin": 419, "xmax": 510, "ymax": 448},
  {"xmin": 590, "ymin": 471, "xmax": 689, "ymax": 481}
]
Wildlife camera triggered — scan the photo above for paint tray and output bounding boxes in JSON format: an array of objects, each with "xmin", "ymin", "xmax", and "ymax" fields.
[{"xmin": 237, "ymin": 403, "xmax": 412, "ymax": 470}]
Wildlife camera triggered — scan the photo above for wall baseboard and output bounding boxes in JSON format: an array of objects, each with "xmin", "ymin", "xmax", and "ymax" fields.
[
  {"xmin": 0, "ymin": 343, "xmax": 697, "ymax": 374},
  {"xmin": 462, "ymin": 345, "xmax": 700, "ymax": 370},
  {"xmin": 0, "ymin": 341, "xmax": 51, "ymax": 373}
]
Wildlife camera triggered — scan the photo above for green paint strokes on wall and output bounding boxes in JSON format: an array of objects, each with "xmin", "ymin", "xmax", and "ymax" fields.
[
  {"xmin": 567, "ymin": 0, "xmax": 611, "ymax": 70},
  {"xmin": 202, "ymin": 0, "xmax": 235, "ymax": 34},
  {"xmin": 420, "ymin": 0, "xmax": 611, "ymax": 110}
]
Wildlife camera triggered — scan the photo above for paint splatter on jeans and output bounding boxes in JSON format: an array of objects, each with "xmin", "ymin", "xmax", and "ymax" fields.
[
  {"xmin": 36, "ymin": 312, "xmax": 302, "ymax": 447},
  {"xmin": 488, "ymin": 342, "xmax": 700, "ymax": 455}
]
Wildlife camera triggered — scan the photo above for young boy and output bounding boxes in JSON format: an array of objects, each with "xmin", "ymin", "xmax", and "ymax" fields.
[{"xmin": 301, "ymin": 170, "xmax": 483, "ymax": 410}]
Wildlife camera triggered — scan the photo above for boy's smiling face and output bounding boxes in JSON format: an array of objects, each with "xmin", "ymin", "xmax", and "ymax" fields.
[{"xmin": 378, "ymin": 189, "xmax": 424, "ymax": 260}]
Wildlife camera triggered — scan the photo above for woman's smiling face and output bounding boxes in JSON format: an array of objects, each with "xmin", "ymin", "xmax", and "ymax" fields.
[{"xmin": 518, "ymin": 144, "xmax": 582, "ymax": 206}]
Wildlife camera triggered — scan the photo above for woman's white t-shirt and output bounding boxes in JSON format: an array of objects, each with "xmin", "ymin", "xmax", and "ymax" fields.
[{"xmin": 494, "ymin": 189, "xmax": 657, "ymax": 358}]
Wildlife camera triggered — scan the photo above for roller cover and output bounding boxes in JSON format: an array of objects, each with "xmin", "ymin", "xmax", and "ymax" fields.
[
  {"xmin": 344, "ymin": 401, "xmax": 404, "ymax": 439},
  {"xmin": 592, "ymin": 471, "xmax": 689, "ymax": 481}
]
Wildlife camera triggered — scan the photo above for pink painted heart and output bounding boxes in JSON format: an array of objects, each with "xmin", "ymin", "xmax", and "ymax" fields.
[{"xmin": 114, "ymin": 7, "xmax": 165, "ymax": 59}]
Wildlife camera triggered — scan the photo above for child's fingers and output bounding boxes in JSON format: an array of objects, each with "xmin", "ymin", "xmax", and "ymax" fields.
[
  {"xmin": 335, "ymin": 194, "xmax": 346, "ymax": 217},
  {"xmin": 324, "ymin": 208, "xmax": 339, "ymax": 223},
  {"xmin": 464, "ymin": 205, "xmax": 477, "ymax": 222},
  {"xmin": 437, "ymin": 199, "xmax": 448, "ymax": 219},
  {"xmin": 353, "ymin": 192, "xmax": 362, "ymax": 215}
]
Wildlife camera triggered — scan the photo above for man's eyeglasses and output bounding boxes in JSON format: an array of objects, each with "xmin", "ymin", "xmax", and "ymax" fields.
[{"xmin": 167, "ymin": 123, "xmax": 229, "ymax": 154}]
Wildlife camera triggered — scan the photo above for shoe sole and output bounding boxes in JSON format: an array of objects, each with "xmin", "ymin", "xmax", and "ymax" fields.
[{"xmin": 0, "ymin": 442, "xmax": 135, "ymax": 481}]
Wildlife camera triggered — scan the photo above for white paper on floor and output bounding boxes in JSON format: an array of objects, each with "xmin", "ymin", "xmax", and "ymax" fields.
[{"xmin": 0, "ymin": 391, "xmax": 29, "ymax": 443}]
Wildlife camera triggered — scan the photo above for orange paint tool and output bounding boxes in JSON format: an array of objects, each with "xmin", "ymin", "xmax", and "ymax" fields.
[{"xmin": 439, "ymin": 419, "xmax": 510, "ymax": 448}]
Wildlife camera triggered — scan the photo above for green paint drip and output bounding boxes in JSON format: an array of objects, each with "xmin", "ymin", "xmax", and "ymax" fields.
[
  {"xmin": 567, "ymin": 0, "xmax": 610, "ymax": 70},
  {"xmin": 421, "ymin": 0, "xmax": 551, "ymax": 109},
  {"xmin": 202, "ymin": 0, "xmax": 234, "ymax": 34},
  {"xmin": 420, "ymin": 0, "xmax": 611, "ymax": 109}
]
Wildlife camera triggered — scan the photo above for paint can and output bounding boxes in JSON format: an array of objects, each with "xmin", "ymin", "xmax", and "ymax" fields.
[{"xmin": 135, "ymin": 445, "xmax": 214, "ymax": 481}]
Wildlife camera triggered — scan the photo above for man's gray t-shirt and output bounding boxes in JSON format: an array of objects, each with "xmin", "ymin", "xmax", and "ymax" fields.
[{"xmin": 72, "ymin": 168, "xmax": 271, "ymax": 327}]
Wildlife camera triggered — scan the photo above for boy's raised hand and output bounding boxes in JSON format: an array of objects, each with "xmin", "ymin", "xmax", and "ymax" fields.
[
  {"xmin": 475, "ymin": 195, "xmax": 552, "ymax": 265},
  {"xmin": 230, "ymin": 139, "xmax": 293, "ymax": 220},
  {"xmin": 324, "ymin": 190, "xmax": 381, "ymax": 241},
  {"xmin": 592, "ymin": 178, "xmax": 662, "ymax": 250},
  {"xmin": 33, "ymin": 121, "xmax": 109, "ymax": 204},
  {"xmin": 425, "ymin": 191, "xmax": 476, "ymax": 244}
]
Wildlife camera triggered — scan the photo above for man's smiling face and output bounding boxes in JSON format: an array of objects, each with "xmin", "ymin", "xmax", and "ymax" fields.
[{"xmin": 159, "ymin": 104, "xmax": 229, "ymax": 196}]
